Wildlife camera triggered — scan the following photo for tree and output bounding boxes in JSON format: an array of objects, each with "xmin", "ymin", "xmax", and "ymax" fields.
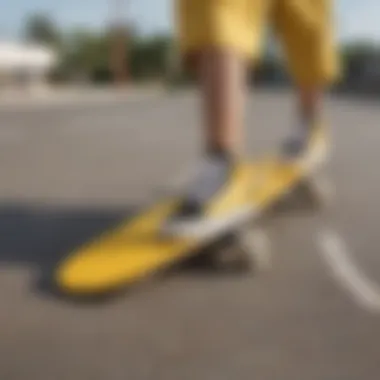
[
  {"xmin": 23, "ymin": 13, "xmax": 62, "ymax": 48},
  {"xmin": 128, "ymin": 34, "xmax": 172, "ymax": 81},
  {"xmin": 340, "ymin": 41, "xmax": 380, "ymax": 88},
  {"xmin": 57, "ymin": 28, "xmax": 112, "ymax": 82}
]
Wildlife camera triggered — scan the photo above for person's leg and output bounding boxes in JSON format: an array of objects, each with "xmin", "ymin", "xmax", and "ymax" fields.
[
  {"xmin": 163, "ymin": 0, "xmax": 269, "ymax": 235},
  {"xmin": 177, "ymin": 0, "xmax": 270, "ymax": 157},
  {"xmin": 272, "ymin": 0, "xmax": 340, "ymax": 158},
  {"xmin": 298, "ymin": 87, "xmax": 322, "ymax": 125},
  {"xmin": 200, "ymin": 49, "xmax": 246, "ymax": 157},
  {"xmin": 170, "ymin": 50, "xmax": 245, "ymax": 218},
  {"xmin": 281, "ymin": 87, "xmax": 324, "ymax": 156}
]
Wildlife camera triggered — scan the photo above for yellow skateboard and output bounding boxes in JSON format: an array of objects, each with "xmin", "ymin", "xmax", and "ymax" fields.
[{"xmin": 55, "ymin": 143, "xmax": 329, "ymax": 296}]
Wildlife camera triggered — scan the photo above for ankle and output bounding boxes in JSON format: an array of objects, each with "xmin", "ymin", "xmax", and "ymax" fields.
[{"xmin": 205, "ymin": 145, "xmax": 235, "ymax": 161}]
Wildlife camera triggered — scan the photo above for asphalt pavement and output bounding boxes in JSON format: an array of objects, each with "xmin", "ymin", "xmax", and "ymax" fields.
[{"xmin": 1, "ymin": 89, "xmax": 379, "ymax": 380}]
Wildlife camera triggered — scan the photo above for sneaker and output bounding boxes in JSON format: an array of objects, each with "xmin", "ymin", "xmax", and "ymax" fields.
[
  {"xmin": 161, "ymin": 153, "xmax": 252, "ymax": 239},
  {"xmin": 281, "ymin": 121, "xmax": 328, "ymax": 169}
]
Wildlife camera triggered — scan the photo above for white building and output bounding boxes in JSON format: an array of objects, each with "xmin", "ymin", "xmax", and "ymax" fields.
[{"xmin": 0, "ymin": 41, "xmax": 57, "ymax": 92}]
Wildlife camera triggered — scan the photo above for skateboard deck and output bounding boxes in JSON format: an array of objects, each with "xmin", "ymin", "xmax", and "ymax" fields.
[{"xmin": 55, "ymin": 156, "xmax": 322, "ymax": 295}]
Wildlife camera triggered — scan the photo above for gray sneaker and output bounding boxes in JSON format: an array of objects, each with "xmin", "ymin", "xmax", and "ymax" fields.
[
  {"xmin": 281, "ymin": 121, "xmax": 328, "ymax": 170},
  {"xmin": 281, "ymin": 129, "xmax": 312, "ymax": 160}
]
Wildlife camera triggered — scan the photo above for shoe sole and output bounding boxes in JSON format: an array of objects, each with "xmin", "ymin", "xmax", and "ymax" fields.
[{"xmin": 160, "ymin": 205, "xmax": 256, "ymax": 241}]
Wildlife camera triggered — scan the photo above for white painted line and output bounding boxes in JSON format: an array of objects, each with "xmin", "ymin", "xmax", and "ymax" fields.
[{"xmin": 317, "ymin": 228, "xmax": 380, "ymax": 312}]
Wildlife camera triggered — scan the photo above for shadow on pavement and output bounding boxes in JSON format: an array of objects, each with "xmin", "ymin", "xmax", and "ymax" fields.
[
  {"xmin": 0, "ymin": 201, "xmax": 220, "ymax": 302},
  {"xmin": 0, "ymin": 202, "xmax": 135, "ymax": 300},
  {"xmin": 0, "ymin": 190, "xmax": 321, "ymax": 302}
]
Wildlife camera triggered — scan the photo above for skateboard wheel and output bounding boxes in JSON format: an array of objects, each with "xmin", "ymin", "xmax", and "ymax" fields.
[
  {"xmin": 298, "ymin": 173, "xmax": 334, "ymax": 208},
  {"xmin": 239, "ymin": 227, "xmax": 272, "ymax": 272},
  {"xmin": 212, "ymin": 227, "xmax": 271, "ymax": 274}
]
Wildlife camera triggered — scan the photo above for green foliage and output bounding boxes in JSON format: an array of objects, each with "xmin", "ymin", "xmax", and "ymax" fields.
[
  {"xmin": 60, "ymin": 29, "xmax": 112, "ymax": 82},
  {"xmin": 337, "ymin": 40, "xmax": 380, "ymax": 91},
  {"xmin": 22, "ymin": 12, "xmax": 380, "ymax": 92},
  {"xmin": 22, "ymin": 13, "xmax": 62, "ymax": 49},
  {"xmin": 129, "ymin": 35, "xmax": 172, "ymax": 81}
]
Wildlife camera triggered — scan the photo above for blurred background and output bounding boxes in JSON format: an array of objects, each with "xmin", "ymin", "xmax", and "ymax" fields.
[
  {"xmin": 1, "ymin": 2, "xmax": 380, "ymax": 380},
  {"xmin": 0, "ymin": 0, "xmax": 379, "ymax": 96}
]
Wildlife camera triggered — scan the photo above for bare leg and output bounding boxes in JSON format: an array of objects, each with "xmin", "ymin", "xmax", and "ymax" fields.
[
  {"xmin": 163, "ymin": 49, "xmax": 249, "ymax": 229},
  {"xmin": 298, "ymin": 87, "xmax": 322, "ymax": 125},
  {"xmin": 283, "ymin": 86, "xmax": 324, "ymax": 157},
  {"xmin": 199, "ymin": 49, "xmax": 247, "ymax": 156}
]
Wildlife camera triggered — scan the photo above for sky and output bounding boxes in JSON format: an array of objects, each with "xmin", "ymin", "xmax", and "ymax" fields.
[{"xmin": 1, "ymin": 0, "xmax": 380, "ymax": 43}]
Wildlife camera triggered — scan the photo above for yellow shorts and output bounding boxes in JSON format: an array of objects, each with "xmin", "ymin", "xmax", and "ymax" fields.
[{"xmin": 176, "ymin": 0, "xmax": 340, "ymax": 86}]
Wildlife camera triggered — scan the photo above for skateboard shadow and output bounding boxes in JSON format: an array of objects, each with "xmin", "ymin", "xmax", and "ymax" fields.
[
  {"xmin": 0, "ymin": 201, "xmax": 135, "ymax": 300},
  {"xmin": 0, "ymin": 201, "xmax": 223, "ymax": 302},
  {"xmin": 0, "ymin": 191, "xmax": 322, "ymax": 302}
]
